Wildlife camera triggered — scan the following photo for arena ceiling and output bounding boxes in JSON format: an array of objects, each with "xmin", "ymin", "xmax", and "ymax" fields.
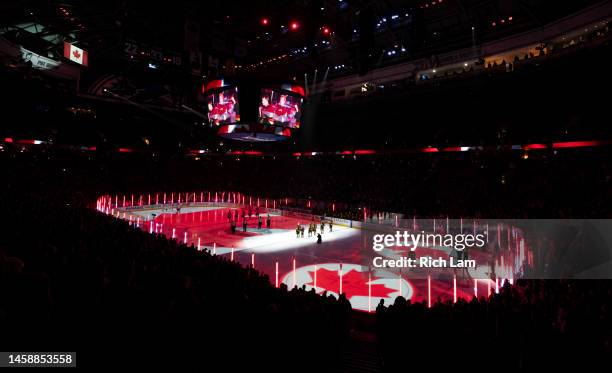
[{"xmin": 1, "ymin": 0, "xmax": 607, "ymax": 77}]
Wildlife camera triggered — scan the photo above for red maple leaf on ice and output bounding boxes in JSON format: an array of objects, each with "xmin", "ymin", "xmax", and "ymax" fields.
[
  {"xmin": 306, "ymin": 267, "xmax": 396, "ymax": 300},
  {"xmin": 72, "ymin": 49, "xmax": 81, "ymax": 59}
]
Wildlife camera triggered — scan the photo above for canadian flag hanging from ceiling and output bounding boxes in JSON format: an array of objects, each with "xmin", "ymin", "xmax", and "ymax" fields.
[{"xmin": 63, "ymin": 42, "xmax": 88, "ymax": 66}]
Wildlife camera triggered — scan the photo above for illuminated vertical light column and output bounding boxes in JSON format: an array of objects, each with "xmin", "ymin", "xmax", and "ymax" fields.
[
  {"xmin": 473, "ymin": 219, "xmax": 477, "ymax": 235},
  {"xmin": 314, "ymin": 264, "xmax": 317, "ymax": 291},
  {"xmin": 395, "ymin": 215, "xmax": 398, "ymax": 228},
  {"xmin": 156, "ymin": 193, "xmax": 159, "ymax": 204},
  {"xmin": 249, "ymin": 197, "xmax": 252, "ymax": 206},
  {"xmin": 131, "ymin": 194, "xmax": 134, "ymax": 206},
  {"xmin": 487, "ymin": 280, "xmax": 491, "ymax": 297},
  {"xmin": 460, "ymin": 218, "xmax": 463, "ymax": 232},
  {"xmin": 446, "ymin": 217, "xmax": 449, "ymax": 233},
  {"xmin": 257, "ymin": 198, "xmax": 260, "ymax": 207},
  {"xmin": 123, "ymin": 195, "xmax": 126, "ymax": 207},
  {"xmin": 139, "ymin": 195, "xmax": 143, "ymax": 206},
  {"xmin": 216, "ymin": 192, "xmax": 219, "ymax": 203},
  {"xmin": 197, "ymin": 237, "xmax": 201, "ymax": 251},
  {"xmin": 115, "ymin": 195, "xmax": 118, "ymax": 208},
  {"xmin": 208, "ymin": 192, "xmax": 210, "ymax": 202},
  {"xmin": 453, "ymin": 275, "xmax": 457, "ymax": 303},
  {"xmin": 213, "ymin": 242, "xmax": 216, "ymax": 255},
  {"xmin": 495, "ymin": 278, "xmax": 499, "ymax": 294},
  {"xmin": 368, "ymin": 272, "xmax": 372, "ymax": 313},
  {"xmin": 148, "ymin": 194, "xmax": 151, "ymax": 205},
  {"xmin": 231, "ymin": 247, "xmax": 234, "ymax": 261},
  {"xmin": 172, "ymin": 228, "xmax": 176, "ymax": 239},
  {"xmin": 275, "ymin": 261, "xmax": 279, "ymax": 288},
  {"xmin": 265, "ymin": 199, "xmax": 268, "ymax": 209},
  {"xmin": 497, "ymin": 224, "xmax": 501, "ymax": 247},
  {"xmin": 433, "ymin": 218, "xmax": 436, "ymax": 233},
  {"xmin": 200, "ymin": 192, "xmax": 203, "ymax": 202},
  {"xmin": 136, "ymin": 217, "xmax": 140, "ymax": 228},
  {"xmin": 251, "ymin": 253, "xmax": 255, "ymax": 268},
  {"xmin": 515, "ymin": 236, "xmax": 520, "ymax": 267},
  {"xmin": 285, "ymin": 198, "xmax": 288, "ymax": 205},
  {"xmin": 273, "ymin": 200, "xmax": 276, "ymax": 209},
  {"xmin": 292, "ymin": 257, "xmax": 296, "ymax": 288},
  {"xmin": 178, "ymin": 193, "xmax": 181, "ymax": 204},
  {"xmin": 413, "ymin": 216, "xmax": 416, "ymax": 231},
  {"xmin": 474, "ymin": 279, "xmax": 478, "ymax": 298},
  {"xmin": 332, "ymin": 203, "xmax": 335, "ymax": 212},
  {"xmin": 507, "ymin": 227, "xmax": 511, "ymax": 251},
  {"xmin": 183, "ymin": 231, "xmax": 187, "ymax": 244},
  {"xmin": 163, "ymin": 193, "xmax": 166, "ymax": 204},
  {"xmin": 363, "ymin": 208, "xmax": 367, "ymax": 222},
  {"xmin": 427, "ymin": 275, "xmax": 432, "ymax": 308},
  {"xmin": 399, "ymin": 271, "xmax": 403, "ymax": 296},
  {"xmin": 192, "ymin": 192, "xmax": 195, "ymax": 203},
  {"xmin": 339, "ymin": 263, "xmax": 343, "ymax": 295},
  {"xmin": 171, "ymin": 193, "xmax": 174, "ymax": 204}
]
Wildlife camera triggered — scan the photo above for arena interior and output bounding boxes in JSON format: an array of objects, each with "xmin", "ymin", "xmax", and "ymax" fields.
[{"xmin": 1, "ymin": 0, "xmax": 612, "ymax": 370}]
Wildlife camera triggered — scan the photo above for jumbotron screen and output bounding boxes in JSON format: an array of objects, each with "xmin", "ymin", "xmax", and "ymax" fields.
[
  {"xmin": 206, "ymin": 86, "xmax": 239, "ymax": 126},
  {"xmin": 258, "ymin": 88, "xmax": 304, "ymax": 129}
]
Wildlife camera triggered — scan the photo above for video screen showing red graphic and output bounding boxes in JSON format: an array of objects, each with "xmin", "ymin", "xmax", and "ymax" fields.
[
  {"xmin": 206, "ymin": 86, "xmax": 239, "ymax": 126},
  {"xmin": 258, "ymin": 88, "xmax": 303, "ymax": 128}
]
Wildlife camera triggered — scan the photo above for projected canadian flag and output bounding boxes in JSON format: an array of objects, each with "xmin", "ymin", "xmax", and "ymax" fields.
[
  {"xmin": 283, "ymin": 263, "xmax": 413, "ymax": 311},
  {"xmin": 63, "ymin": 42, "xmax": 88, "ymax": 66},
  {"xmin": 307, "ymin": 267, "xmax": 396, "ymax": 300}
]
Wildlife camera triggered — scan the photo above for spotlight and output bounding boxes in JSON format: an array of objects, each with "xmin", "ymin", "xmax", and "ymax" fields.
[
  {"xmin": 290, "ymin": 21, "xmax": 299, "ymax": 30},
  {"xmin": 261, "ymin": 18, "xmax": 269, "ymax": 26},
  {"xmin": 322, "ymin": 26, "xmax": 330, "ymax": 35}
]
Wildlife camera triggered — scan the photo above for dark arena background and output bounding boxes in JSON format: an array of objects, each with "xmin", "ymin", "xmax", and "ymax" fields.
[{"xmin": 1, "ymin": 0, "xmax": 612, "ymax": 370}]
